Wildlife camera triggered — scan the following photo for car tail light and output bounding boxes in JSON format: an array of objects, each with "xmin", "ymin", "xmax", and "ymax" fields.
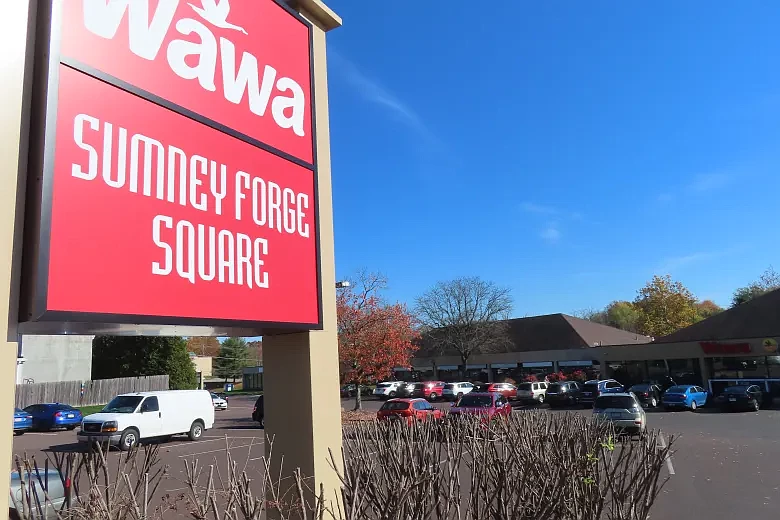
[
  {"xmin": 55, "ymin": 412, "xmax": 62, "ymax": 418},
  {"xmin": 253, "ymin": 406, "xmax": 257, "ymax": 413},
  {"xmin": 26, "ymin": 415, "xmax": 32, "ymax": 420}
]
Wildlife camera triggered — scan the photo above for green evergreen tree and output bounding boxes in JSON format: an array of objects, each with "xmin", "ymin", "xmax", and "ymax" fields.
[{"xmin": 214, "ymin": 337, "xmax": 250, "ymax": 382}]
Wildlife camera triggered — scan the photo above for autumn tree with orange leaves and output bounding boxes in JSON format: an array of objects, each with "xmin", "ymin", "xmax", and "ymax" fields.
[{"xmin": 337, "ymin": 271, "xmax": 418, "ymax": 410}]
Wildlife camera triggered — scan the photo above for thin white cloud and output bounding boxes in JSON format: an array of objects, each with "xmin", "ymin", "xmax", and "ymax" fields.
[
  {"xmin": 540, "ymin": 224, "xmax": 561, "ymax": 244},
  {"xmin": 657, "ymin": 252, "xmax": 718, "ymax": 273},
  {"xmin": 655, "ymin": 172, "xmax": 734, "ymax": 203},
  {"xmin": 689, "ymin": 172, "xmax": 733, "ymax": 192},
  {"xmin": 520, "ymin": 202, "xmax": 559, "ymax": 215},
  {"xmin": 329, "ymin": 51, "xmax": 436, "ymax": 142}
]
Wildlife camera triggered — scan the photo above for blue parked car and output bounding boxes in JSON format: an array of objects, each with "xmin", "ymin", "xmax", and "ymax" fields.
[
  {"xmin": 580, "ymin": 379, "xmax": 625, "ymax": 407},
  {"xmin": 24, "ymin": 403, "xmax": 83, "ymax": 431},
  {"xmin": 13, "ymin": 408, "xmax": 33, "ymax": 435},
  {"xmin": 663, "ymin": 385, "xmax": 708, "ymax": 411}
]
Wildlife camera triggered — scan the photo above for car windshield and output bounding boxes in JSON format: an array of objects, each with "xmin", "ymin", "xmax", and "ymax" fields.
[
  {"xmin": 723, "ymin": 386, "xmax": 750, "ymax": 394},
  {"xmin": 102, "ymin": 396, "xmax": 143, "ymax": 413},
  {"xmin": 584, "ymin": 382, "xmax": 599, "ymax": 388},
  {"xmin": 666, "ymin": 386, "xmax": 689, "ymax": 394},
  {"xmin": 14, "ymin": 408, "xmax": 24, "ymax": 414},
  {"xmin": 380, "ymin": 401, "xmax": 409, "ymax": 411},
  {"xmin": 414, "ymin": 383, "xmax": 424, "ymax": 389},
  {"xmin": 547, "ymin": 383, "xmax": 564, "ymax": 392},
  {"xmin": 630, "ymin": 384, "xmax": 650, "ymax": 391},
  {"xmin": 377, "ymin": 383, "xmax": 392, "ymax": 388},
  {"xmin": 594, "ymin": 396, "xmax": 636, "ymax": 409},
  {"xmin": 456, "ymin": 395, "xmax": 493, "ymax": 408},
  {"xmin": 518, "ymin": 383, "xmax": 532, "ymax": 390}
]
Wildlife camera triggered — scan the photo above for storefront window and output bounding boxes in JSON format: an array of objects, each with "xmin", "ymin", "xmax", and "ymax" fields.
[
  {"xmin": 609, "ymin": 361, "xmax": 645, "ymax": 386},
  {"xmin": 647, "ymin": 360, "xmax": 667, "ymax": 380},
  {"xmin": 667, "ymin": 358, "xmax": 702, "ymax": 385},
  {"xmin": 707, "ymin": 356, "xmax": 769, "ymax": 379},
  {"xmin": 766, "ymin": 356, "xmax": 780, "ymax": 378}
]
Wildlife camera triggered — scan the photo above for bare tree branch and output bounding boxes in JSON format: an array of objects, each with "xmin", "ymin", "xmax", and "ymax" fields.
[{"xmin": 415, "ymin": 277, "xmax": 513, "ymax": 371}]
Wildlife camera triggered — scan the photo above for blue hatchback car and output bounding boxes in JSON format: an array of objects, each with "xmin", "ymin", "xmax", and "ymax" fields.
[
  {"xmin": 663, "ymin": 385, "xmax": 708, "ymax": 411},
  {"xmin": 13, "ymin": 408, "xmax": 33, "ymax": 435},
  {"xmin": 24, "ymin": 403, "xmax": 83, "ymax": 431}
]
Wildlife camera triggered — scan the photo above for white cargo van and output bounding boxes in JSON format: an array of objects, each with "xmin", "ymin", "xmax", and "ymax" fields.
[{"xmin": 77, "ymin": 390, "xmax": 215, "ymax": 450}]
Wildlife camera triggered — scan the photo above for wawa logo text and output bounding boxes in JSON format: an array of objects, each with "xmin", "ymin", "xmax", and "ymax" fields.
[{"xmin": 80, "ymin": 0, "xmax": 307, "ymax": 138}]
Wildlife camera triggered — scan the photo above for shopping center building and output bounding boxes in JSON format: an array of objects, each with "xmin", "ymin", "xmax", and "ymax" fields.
[{"xmin": 406, "ymin": 289, "xmax": 780, "ymax": 398}]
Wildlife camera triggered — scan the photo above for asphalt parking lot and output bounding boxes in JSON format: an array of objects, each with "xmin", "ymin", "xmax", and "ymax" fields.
[{"xmin": 12, "ymin": 394, "xmax": 780, "ymax": 519}]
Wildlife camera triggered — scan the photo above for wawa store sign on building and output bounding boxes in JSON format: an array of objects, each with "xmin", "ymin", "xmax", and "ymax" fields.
[{"xmin": 22, "ymin": 0, "xmax": 321, "ymax": 329}]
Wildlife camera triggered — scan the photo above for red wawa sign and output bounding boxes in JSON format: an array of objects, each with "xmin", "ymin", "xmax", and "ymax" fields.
[
  {"xmin": 699, "ymin": 342, "xmax": 752, "ymax": 355},
  {"xmin": 27, "ymin": 0, "xmax": 320, "ymax": 328}
]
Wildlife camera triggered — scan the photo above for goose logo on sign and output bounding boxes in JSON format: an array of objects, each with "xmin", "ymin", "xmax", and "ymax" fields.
[
  {"xmin": 188, "ymin": 0, "xmax": 248, "ymax": 34},
  {"xmin": 63, "ymin": 0, "xmax": 314, "ymax": 163}
]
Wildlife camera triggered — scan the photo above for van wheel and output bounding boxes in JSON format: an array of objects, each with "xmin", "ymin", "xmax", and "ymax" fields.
[
  {"xmin": 389, "ymin": 391, "xmax": 397, "ymax": 398},
  {"xmin": 188, "ymin": 420, "xmax": 205, "ymax": 441},
  {"xmin": 119, "ymin": 428, "xmax": 139, "ymax": 451}
]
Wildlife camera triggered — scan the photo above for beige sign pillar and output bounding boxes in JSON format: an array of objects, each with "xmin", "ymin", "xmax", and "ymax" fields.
[
  {"xmin": 263, "ymin": 0, "xmax": 343, "ymax": 512},
  {"xmin": 0, "ymin": 0, "xmax": 35, "ymax": 512}
]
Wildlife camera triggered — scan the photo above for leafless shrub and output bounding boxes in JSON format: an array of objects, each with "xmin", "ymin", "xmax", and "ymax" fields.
[
  {"xmin": 11, "ymin": 442, "xmax": 172, "ymax": 520},
  {"xmin": 182, "ymin": 436, "xmax": 328, "ymax": 520},
  {"xmin": 336, "ymin": 412, "xmax": 674, "ymax": 520},
  {"xmin": 12, "ymin": 414, "xmax": 673, "ymax": 520}
]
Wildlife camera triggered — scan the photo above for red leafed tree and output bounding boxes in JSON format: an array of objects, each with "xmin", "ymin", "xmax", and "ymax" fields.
[{"xmin": 337, "ymin": 271, "xmax": 418, "ymax": 410}]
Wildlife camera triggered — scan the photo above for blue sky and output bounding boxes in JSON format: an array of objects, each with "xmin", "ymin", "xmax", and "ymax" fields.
[{"xmin": 325, "ymin": 1, "xmax": 780, "ymax": 316}]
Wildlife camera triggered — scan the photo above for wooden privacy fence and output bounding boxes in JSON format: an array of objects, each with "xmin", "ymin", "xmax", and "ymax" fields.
[{"xmin": 15, "ymin": 375, "xmax": 170, "ymax": 409}]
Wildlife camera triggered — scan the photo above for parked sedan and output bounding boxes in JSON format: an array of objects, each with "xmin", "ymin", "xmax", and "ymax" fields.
[
  {"xmin": 211, "ymin": 393, "xmax": 228, "ymax": 411},
  {"xmin": 629, "ymin": 383, "xmax": 663, "ymax": 408},
  {"xmin": 662, "ymin": 385, "xmax": 708, "ymax": 411},
  {"xmin": 23, "ymin": 403, "xmax": 82, "ymax": 431},
  {"xmin": 411, "ymin": 381, "xmax": 445, "ymax": 401},
  {"xmin": 714, "ymin": 385, "xmax": 763, "ymax": 412},
  {"xmin": 376, "ymin": 398, "xmax": 444, "ymax": 424},
  {"xmin": 449, "ymin": 393, "xmax": 512, "ymax": 422},
  {"xmin": 12, "ymin": 408, "xmax": 33, "ymax": 436},
  {"xmin": 483, "ymin": 383, "xmax": 517, "ymax": 400}
]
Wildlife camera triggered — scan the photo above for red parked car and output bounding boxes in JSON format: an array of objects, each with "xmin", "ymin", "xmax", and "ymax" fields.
[
  {"xmin": 376, "ymin": 398, "xmax": 444, "ymax": 424},
  {"xmin": 484, "ymin": 383, "xmax": 517, "ymax": 400},
  {"xmin": 411, "ymin": 381, "xmax": 446, "ymax": 401},
  {"xmin": 449, "ymin": 393, "xmax": 512, "ymax": 422}
]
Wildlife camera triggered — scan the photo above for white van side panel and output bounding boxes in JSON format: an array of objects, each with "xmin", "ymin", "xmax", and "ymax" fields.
[{"xmin": 153, "ymin": 390, "xmax": 214, "ymax": 437}]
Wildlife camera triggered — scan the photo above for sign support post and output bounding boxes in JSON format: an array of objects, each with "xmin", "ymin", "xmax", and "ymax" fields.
[
  {"xmin": 263, "ymin": 0, "xmax": 343, "ymax": 510},
  {"xmin": 0, "ymin": 1, "xmax": 36, "ymax": 514}
]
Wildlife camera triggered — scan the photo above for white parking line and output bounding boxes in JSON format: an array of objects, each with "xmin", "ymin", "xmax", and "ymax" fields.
[
  {"xmin": 161, "ymin": 438, "xmax": 225, "ymax": 450},
  {"xmin": 177, "ymin": 442, "xmax": 263, "ymax": 458},
  {"xmin": 658, "ymin": 432, "xmax": 675, "ymax": 475}
]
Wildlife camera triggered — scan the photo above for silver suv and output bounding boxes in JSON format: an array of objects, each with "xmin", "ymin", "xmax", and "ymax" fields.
[
  {"xmin": 593, "ymin": 392, "xmax": 647, "ymax": 434},
  {"xmin": 441, "ymin": 382, "xmax": 475, "ymax": 401},
  {"xmin": 517, "ymin": 381, "xmax": 549, "ymax": 403}
]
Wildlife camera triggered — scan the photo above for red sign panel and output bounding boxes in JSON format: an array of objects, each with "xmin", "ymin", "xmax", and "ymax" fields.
[
  {"xmin": 23, "ymin": 0, "xmax": 320, "ymax": 329},
  {"xmin": 700, "ymin": 342, "xmax": 752, "ymax": 355},
  {"xmin": 61, "ymin": 0, "xmax": 313, "ymax": 165}
]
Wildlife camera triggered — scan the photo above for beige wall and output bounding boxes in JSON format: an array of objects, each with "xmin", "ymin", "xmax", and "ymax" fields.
[
  {"xmin": 262, "ymin": 0, "xmax": 343, "ymax": 512},
  {"xmin": 191, "ymin": 356, "xmax": 213, "ymax": 378}
]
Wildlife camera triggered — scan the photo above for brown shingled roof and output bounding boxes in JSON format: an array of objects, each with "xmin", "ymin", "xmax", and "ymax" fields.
[
  {"xmin": 654, "ymin": 288, "xmax": 780, "ymax": 343},
  {"xmin": 418, "ymin": 313, "xmax": 651, "ymax": 357}
]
